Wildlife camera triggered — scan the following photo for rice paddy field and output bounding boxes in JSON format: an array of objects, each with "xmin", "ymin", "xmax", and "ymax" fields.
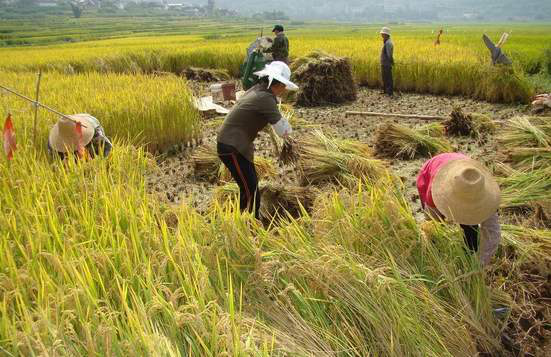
[{"xmin": 1, "ymin": 16, "xmax": 550, "ymax": 356}]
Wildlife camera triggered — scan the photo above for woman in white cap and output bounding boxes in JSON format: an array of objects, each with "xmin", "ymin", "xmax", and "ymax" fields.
[
  {"xmin": 417, "ymin": 153, "xmax": 501, "ymax": 266},
  {"xmin": 217, "ymin": 61, "xmax": 298, "ymax": 219},
  {"xmin": 48, "ymin": 114, "xmax": 112, "ymax": 160},
  {"xmin": 380, "ymin": 27, "xmax": 394, "ymax": 97}
]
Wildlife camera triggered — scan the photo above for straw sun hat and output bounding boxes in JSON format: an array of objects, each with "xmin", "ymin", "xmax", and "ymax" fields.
[
  {"xmin": 380, "ymin": 27, "xmax": 391, "ymax": 36},
  {"xmin": 432, "ymin": 159, "xmax": 501, "ymax": 225},
  {"xmin": 254, "ymin": 61, "xmax": 299, "ymax": 91},
  {"xmin": 49, "ymin": 114, "xmax": 95, "ymax": 153}
]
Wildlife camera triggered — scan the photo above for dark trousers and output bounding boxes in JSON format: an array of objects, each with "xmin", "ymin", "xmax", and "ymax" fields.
[
  {"xmin": 381, "ymin": 65, "xmax": 394, "ymax": 96},
  {"xmin": 217, "ymin": 142, "xmax": 260, "ymax": 219},
  {"xmin": 461, "ymin": 225, "xmax": 479, "ymax": 252}
]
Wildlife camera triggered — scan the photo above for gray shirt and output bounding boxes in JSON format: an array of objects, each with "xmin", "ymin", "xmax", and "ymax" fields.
[
  {"xmin": 482, "ymin": 34, "xmax": 512, "ymax": 66},
  {"xmin": 217, "ymin": 84, "xmax": 282, "ymax": 162},
  {"xmin": 381, "ymin": 38, "xmax": 394, "ymax": 66}
]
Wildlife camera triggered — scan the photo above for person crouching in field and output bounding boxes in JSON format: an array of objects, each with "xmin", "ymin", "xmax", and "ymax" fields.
[
  {"xmin": 417, "ymin": 153, "xmax": 502, "ymax": 266},
  {"xmin": 217, "ymin": 61, "xmax": 298, "ymax": 219},
  {"xmin": 380, "ymin": 27, "xmax": 395, "ymax": 97},
  {"xmin": 48, "ymin": 114, "xmax": 112, "ymax": 160}
]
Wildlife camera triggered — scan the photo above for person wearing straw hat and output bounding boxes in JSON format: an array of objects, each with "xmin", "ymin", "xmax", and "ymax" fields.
[
  {"xmin": 265, "ymin": 25, "xmax": 289, "ymax": 64},
  {"xmin": 217, "ymin": 61, "xmax": 298, "ymax": 219},
  {"xmin": 417, "ymin": 153, "xmax": 502, "ymax": 266},
  {"xmin": 48, "ymin": 114, "xmax": 112, "ymax": 160},
  {"xmin": 379, "ymin": 27, "xmax": 395, "ymax": 97}
]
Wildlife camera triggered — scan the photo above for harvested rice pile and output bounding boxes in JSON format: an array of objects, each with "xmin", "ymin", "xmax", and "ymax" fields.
[
  {"xmin": 183, "ymin": 67, "xmax": 230, "ymax": 82},
  {"xmin": 215, "ymin": 182, "xmax": 315, "ymax": 221},
  {"xmin": 444, "ymin": 107, "xmax": 496, "ymax": 140},
  {"xmin": 290, "ymin": 51, "xmax": 357, "ymax": 107},
  {"xmin": 375, "ymin": 122, "xmax": 452, "ymax": 159}
]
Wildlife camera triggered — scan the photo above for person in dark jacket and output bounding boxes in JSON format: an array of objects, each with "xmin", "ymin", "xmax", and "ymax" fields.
[
  {"xmin": 380, "ymin": 27, "xmax": 395, "ymax": 97},
  {"xmin": 48, "ymin": 114, "xmax": 112, "ymax": 160},
  {"xmin": 217, "ymin": 62, "xmax": 298, "ymax": 219},
  {"xmin": 266, "ymin": 25, "xmax": 289, "ymax": 64}
]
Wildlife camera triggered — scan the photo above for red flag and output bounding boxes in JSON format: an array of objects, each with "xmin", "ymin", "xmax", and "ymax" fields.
[
  {"xmin": 3, "ymin": 114, "xmax": 16, "ymax": 160},
  {"xmin": 74, "ymin": 121, "xmax": 88, "ymax": 160}
]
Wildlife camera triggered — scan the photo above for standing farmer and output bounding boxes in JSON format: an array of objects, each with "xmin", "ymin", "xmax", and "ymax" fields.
[
  {"xmin": 266, "ymin": 25, "xmax": 289, "ymax": 64},
  {"xmin": 380, "ymin": 27, "xmax": 394, "ymax": 97},
  {"xmin": 217, "ymin": 61, "xmax": 298, "ymax": 219},
  {"xmin": 417, "ymin": 153, "xmax": 502, "ymax": 266}
]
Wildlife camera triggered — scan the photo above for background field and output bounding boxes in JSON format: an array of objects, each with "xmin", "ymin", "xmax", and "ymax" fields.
[{"xmin": 0, "ymin": 17, "xmax": 550, "ymax": 356}]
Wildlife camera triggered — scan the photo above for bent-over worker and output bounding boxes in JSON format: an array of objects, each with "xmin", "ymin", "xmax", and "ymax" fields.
[
  {"xmin": 380, "ymin": 27, "xmax": 394, "ymax": 97},
  {"xmin": 48, "ymin": 114, "xmax": 112, "ymax": 160},
  {"xmin": 417, "ymin": 153, "xmax": 501, "ymax": 266},
  {"xmin": 217, "ymin": 61, "xmax": 298, "ymax": 219},
  {"xmin": 266, "ymin": 25, "xmax": 289, "ymax": 64},
  {"xmin": 482, "ymin": 34, "xmax": 512, "ymax": 66}
]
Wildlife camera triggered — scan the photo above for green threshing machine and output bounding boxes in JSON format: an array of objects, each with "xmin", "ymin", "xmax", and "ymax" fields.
[{"xmin": 240, "ymin": 37, "xmax": 271, "ymax": 90}]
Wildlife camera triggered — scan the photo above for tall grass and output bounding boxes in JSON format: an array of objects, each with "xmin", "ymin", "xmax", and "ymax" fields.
[{"xmin": 0, "ymin": 71, "xmax": 201, "ymax": 151}]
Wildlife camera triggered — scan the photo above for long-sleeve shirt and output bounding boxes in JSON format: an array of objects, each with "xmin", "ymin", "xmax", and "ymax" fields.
[
  {"xmin": 217, "ymin": 83, "xmax": 282, "ymax": 162},
  {"xmin": 381, "ymin": 38, "xmax": 394, "ymax": 66},
  {"xmin": 417, "ymin": 153, "xmax": 501, "ymax": 266},
  {"xmin": 48, "ymin": 116, "xmax": 112, "ymax": 160},
  {"xmin": 267, "ymin": 32, "xmax": 289, "ymax": 62}
]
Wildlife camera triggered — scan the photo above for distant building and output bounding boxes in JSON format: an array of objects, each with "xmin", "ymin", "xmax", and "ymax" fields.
[{"xmin": 37, "ymin": 0, "xmax": 58, "ymax": 6}]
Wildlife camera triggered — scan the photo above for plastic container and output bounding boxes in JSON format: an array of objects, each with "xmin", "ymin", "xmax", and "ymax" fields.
[
  {"xmin": 221, "ymin": 82, "xmax": 236, "ymax": 101},
  {"xmin": 209, "ymin": 84, "xmax": 224, "ymax": 102}
]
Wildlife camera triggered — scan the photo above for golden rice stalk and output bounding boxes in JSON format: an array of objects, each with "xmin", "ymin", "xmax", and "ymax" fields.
[
  {"xmin": 506, "ymin": 147, "xmax": 551, "ymax": 170},
  {"xmin": 499, "ymin": 167, "xmax": 551, "ymax": 208},
  {"xmin": 214, "ymin": 182, "xmax": 315, "ymax": 220},
  {"xmin": 295, "ymin": 141, "xmax": 387, "ymax": 186},
  {"xmin": 192, "ymin": 145, "xmax": 276, "ymax": 182},
  {"xmin": 498, "ymin": 116, "xmax": 551, "ymax": 148},
  {"xmin": 375, "ymin": 122, "xmax": 452, "ymax": 159},
  {"xmin": 501, "ymin": 225, "xmax": 551, "ymax": 262}
]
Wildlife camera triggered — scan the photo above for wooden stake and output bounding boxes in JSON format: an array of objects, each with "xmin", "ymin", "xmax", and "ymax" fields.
[
  {"xmin": 32, "ymin": 71, "xmax": 42, "ymax": 147},
  {"xmin": 345, "ymin": 111, "xmax": 446, "ymax": 121}
]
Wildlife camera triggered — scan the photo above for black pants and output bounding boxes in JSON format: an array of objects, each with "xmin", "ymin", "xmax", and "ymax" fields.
[
  {"xmin": 381, "ymin": 65, "xmax": 394, "ymax": 96},
  {"xmin": 217, "ymin": 142, "xmax": 260, "ymax": 219},
  {"xmin": 461, "ymin": 224, "xmax": 479, "ymax": 252}
]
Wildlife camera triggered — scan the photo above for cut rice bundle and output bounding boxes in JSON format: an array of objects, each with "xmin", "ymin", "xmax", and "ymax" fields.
[
  {"xmin": 499, "ymin": 167, "xmax": 551, "ymax": 209},
  {"xmin": 498, "ymin": 116, "xmax": 551, "ymax": 148},
  {"xmin": 375, "ymin": 122, "xmax": 452, "ymax": 159},
  {"xmin": 444, "ymin": 107, "xmax": 496, "ymax": 140}
]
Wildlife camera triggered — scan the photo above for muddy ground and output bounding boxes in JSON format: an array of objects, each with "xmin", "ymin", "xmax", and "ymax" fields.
[
  {"xmin": 147, "ymin": 86, "xmax": 526, "ymax": 219},
  {"xmin": 146, "ymin": 86, "xmax": 549, "ymax": 356}
]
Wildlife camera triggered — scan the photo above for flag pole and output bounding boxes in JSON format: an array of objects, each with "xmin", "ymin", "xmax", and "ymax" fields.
[{"xmin": 32, "ymin": 71, "xmax": 42, "ymax": 147}]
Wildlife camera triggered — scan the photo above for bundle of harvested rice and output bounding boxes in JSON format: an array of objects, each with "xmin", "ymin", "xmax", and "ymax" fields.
[
  {"xmin": 296, "ymin": 143, "xmax": 387, "ymax": 186},
  {"xmin": 191, "ymin": 145, "xmax": 276, "ymax": 182},
  {"xmin": 498, "ymin": 116, "xmax": 551, "ymax": 148},
  {"xmin": 290, "ymin": 51, "xmax": 357, "ymax": 107},
  {"xmin": 182, "ymin": 67, "xmax": 230, "ymax": 82},
  {"xmin": 499, "ymin": 167, "xmax": 551, "ymax": 209},
  {"xmin": 507, "ymin": 147, "xmax": 551, "ymax": 170},
  {"xmin": 375, "ymin": 122, "xmax": 452, "ymax": 159},
  {"xmin": 215, "ymin": 182, "xmax": 315, "ymax": 220},
  {"xmin": 444, "ymin": 107, "xmax": 496, "ymax": 139},
  {"xmin": 501, "ymin": 225, "xmax": 551, "ymax": 261}
]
